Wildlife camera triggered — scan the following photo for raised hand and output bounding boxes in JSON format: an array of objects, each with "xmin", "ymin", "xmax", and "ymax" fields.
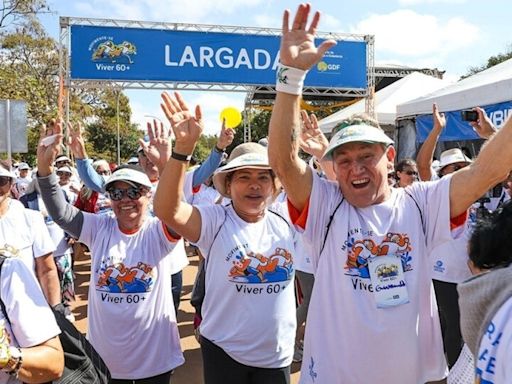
[
  {"xmin": 37, "ymin": 119, "xmax": 64, "ymax": 176},
  {"xmin": 280, "ymin": 4, "xmax": 336, "ymax": 70},
  {"xmin": 140, "ymin": 119, "xmax": 172, "ymax": 171},
  {"xmin": 216, "ymin": 120, "xmax": 235, "ymax": 151},
  {"xmin": 299, "ymin": 110, "xmax": 329, "ymax": 158},
  {"xmin": 160, "ymin": 91, "xmax": 203, "ymax": 154},
  {"xmin": 432, "ymin": 103, "xmax": 446, "ymax": 132},
  {"xmin": 470, "ymin": 107, "xmax": 496, "ymax": 139},
  {"xmin": 68, "ymin": 122, "xmax": 87, "ymax": 159}
]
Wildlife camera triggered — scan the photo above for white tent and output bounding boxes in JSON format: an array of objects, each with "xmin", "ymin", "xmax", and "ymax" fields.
[
  {"xmin": 396, "ymin": 58, "xmax": 512, "ymax": 118},
  {"xmin": 318, "ymin": 72, "xmax": 450, "ymax": 134}
]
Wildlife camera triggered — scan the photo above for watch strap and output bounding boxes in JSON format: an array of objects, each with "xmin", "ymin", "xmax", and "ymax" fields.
[{"xmin": 171, "ymin": 152, "xmax": 192, "ymax": 162}]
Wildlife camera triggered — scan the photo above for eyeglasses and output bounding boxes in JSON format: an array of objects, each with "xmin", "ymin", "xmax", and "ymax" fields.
[
  {"xmin": 107, "ymin": 187, "xmax": 146, "ymax": 201},
  {"xmin": 56, "ymin": 161, "xmax": 70, "ymax": 166},
  {"xmin": 57, "ymin": 171, "xmax": 71, "ymax": 177},
  {"xmin": 97, "ymin": 170, "xmax": 111, "ymax": 176},
  {"xmin": 404, "ymin": 170, "xmax": 418, "ymax": 176},
  {"xmin": 0, "ymin": 176, "xmax": 11, "ymax": 187}
]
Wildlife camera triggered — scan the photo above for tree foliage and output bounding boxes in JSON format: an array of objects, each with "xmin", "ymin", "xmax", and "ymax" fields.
[
  {"xmin": 0, "ymin": 0, "xmax": 49, "ymax": 30},
  {"xmin": 462, "ymin": 45, "xmax": 512, "ymax": 79}
]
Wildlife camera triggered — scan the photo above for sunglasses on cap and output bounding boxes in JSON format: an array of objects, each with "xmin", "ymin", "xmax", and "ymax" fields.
[
  {"xmin": 0, "ymin": 176, "xmax": 11, "ymax": 187},
  {"xmin": 107, "ymin": 186, "xmax": 147, "ymax": 201}
]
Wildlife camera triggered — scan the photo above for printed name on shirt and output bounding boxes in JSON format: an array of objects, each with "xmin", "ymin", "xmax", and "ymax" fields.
[
  {"xmin": 226, "ymin": 243, "xmax": 249, "ymax": 261},
  {"xmin": 100, "ymin": 292, "xmax": 146, "ymax": 304},
  {"xmin": 235, "ymin": 283, "xmax": 286, "ymax": 295}
]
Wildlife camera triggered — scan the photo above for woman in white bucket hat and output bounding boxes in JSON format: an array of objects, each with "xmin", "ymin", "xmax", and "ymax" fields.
[{"xmin": 155, "ymin": 91, "xmax": 297, "ymax": 384}]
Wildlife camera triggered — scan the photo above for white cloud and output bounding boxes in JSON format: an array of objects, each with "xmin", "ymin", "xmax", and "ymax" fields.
[{"xmin": 350, "ymin": 10, "xmax": 479, "ymax": 58}]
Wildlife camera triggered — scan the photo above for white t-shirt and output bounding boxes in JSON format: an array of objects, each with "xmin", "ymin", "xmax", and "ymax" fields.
[
  {"xmin": 296, "ymin": 174, "xmax": 454, "ymax": 384},
  {"xmin": 195, "ymin": 204, "xmax": 297, "ymax": 368},
  {"xmin": 475, "ymin": 296, "xmax": 512, "ymax": 383},
  {"xmin": 79, "ymin": 213, "xmax": 184, "ymax": 379},
  {"xmin": 14, "ymin": 176, "xmax": 31, "ymax": 197},
  {"xmin": 0, "ymin": 257, "xmax": 60, "ymax": 384},
  {"xmin": 189, "ymin": 184, "xmax": 221, "ymax": 206},
  {"xmin": 0, "ymin": 200, "xmax": 55, "ymax": 272},
  {"xmin": 149, "ymin": 178, "xmax": 190, "ymax": 275}
]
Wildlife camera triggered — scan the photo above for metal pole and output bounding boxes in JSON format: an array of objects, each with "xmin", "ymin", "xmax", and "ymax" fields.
[
  {"xmin": 6, "ymin": 100, "xmax": 12, "ymax": 167},
  {"xmin": 116, "ymin": 90, "xmax": 121, "ymax": 166}
]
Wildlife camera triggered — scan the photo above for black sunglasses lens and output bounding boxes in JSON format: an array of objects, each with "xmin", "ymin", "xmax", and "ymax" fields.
[{"xmin": 127, "ymin": 188, "xmax": 141, "ymax": 200}]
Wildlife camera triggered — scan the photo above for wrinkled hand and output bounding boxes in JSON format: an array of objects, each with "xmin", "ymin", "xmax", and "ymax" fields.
[
  {"xmin": 68, "ymin": 122, "xmax": 87, "ymax": 159},
  {"xmin": 37, "ymin": 119, "xmax": 64, "ymax": 176},
  {"xmin": 280, "ymin": 4, "xmax": 336, "ymax": 70},
  {"xmin": 140, "ymin": 119, "xmax": 172, "ymax": 170},
  {"xmin": 470, "ymin": 107, "xmax": 496, "ymax": 139},
  {"xmin": 299, "ymin": 110, "xmax": 329, "ymax": 158},
  {"xmin": 160, "ymin": 91, "xmax": 203, "ymax": 153},
  {"xmin": 433, "ymin": 103, "xmax": 446, "ymax": 132},
  {"xmin": 216, "ymin": 121, "xmax": 235, "ymax": 150}
]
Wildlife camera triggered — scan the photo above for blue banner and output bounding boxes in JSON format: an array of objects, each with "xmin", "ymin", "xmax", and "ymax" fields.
[
  {"xmin": 416, "ymin": 101, "xmax": 512, "ymax": 142},
  {"xmin": 70, "ymin": 25, "xmax": 367, "ymax": 89}
]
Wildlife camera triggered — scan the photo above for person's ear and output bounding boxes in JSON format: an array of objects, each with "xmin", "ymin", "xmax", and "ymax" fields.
[{"xmin": 386, "ymin": 145, "xmax": 396, "ymax": 162}]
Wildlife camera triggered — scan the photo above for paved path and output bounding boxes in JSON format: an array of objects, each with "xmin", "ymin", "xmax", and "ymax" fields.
[{"xmin": 71, "ymin": 254, "xmax": 302, "ymax": 383}]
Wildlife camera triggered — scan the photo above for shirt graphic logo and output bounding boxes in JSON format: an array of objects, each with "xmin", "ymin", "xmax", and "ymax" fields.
[
  {"xmin": 345, "ymin": 232, "xmax": 412, "ymax": 279},
  {"xmin": 97, "ymin": 262, "xmax": 155, "ymax": 293},
  {"xmin": 228, "ymin": 247, "xmax": 293, "ymax": 283}
]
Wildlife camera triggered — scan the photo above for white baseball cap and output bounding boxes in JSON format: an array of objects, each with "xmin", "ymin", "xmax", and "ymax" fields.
[
  {"xmin": 323, "ymin": 124, "xmax": 394, "ymax": 160},
  {"xmin": 0, "ymin": 167, "xmax": 16, "ymax": 179},
  {"xmin": 104, "ymin": 166, "xmax": 153, "ymax": 190},
  {"xmin": 18, "ymin": 162, "xmax": 30, "ymax": 170}
]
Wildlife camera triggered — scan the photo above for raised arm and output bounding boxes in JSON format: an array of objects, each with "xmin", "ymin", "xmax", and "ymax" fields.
[
  {"xmin": 416, "ymin": 103, "xmax": 445, "ymax": 181},
  {"xmin": 192, "ymin": 123, "xmax": 234, "ymax": 188},
  {"xmin": 450, "ymin": 114, "xmax": 511, "ymax": 218},
  {"xmin": 268, "ymin": 4, "xmax": 336, "ymax": 211},
  {"xmin": 37, "ymin": 120, "xmax": 84, "ymax": 239},
  {"xmin": 153, "ymin": 92, "xmax": 203, "ymax": 243},
  {"xmin": 299, "ymin": 110, "xmax": 336, "ymax": 181},
  {"xmin": 69, "ymin": 123, "xmax": 105, "ymax": 192}
]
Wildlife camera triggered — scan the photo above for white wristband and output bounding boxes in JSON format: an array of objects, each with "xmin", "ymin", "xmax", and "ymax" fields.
[{"xmin": 276, "ymin": 64, "xmax": 307, "ymax": 96}]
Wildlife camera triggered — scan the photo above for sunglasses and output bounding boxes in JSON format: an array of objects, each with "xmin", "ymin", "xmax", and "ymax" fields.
[
  {"xmin": 107, "ymin": 187, "xmax": 146, "ymax": 201},
  {"xmin": 57, "ymin": 171, "xmax": 71, "ymax": 176},
  {"xmin": 0, "ymin": 176, "xmax": 11, "ymax": 187},
  {"xmin": 404, "ymin": 170, "xmax": 418, "ymax": 176},
  {"xmin": 97, "ymin": 170, "xmax": 111, "ymax": 176}
]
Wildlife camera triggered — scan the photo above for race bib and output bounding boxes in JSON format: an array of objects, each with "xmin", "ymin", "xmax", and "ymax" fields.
[{"xmin": 368, "ymin": 255, "xmax": 409, "ymax": 308}]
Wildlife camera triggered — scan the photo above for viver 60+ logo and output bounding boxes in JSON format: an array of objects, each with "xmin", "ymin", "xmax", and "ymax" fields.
[{"xmin": 89, "ymin": 36, "xmax": 137, "ymax": 72}]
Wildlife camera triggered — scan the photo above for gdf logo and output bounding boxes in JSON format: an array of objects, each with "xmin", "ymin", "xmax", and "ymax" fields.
[{"xmin": 317, "ymin": 61, "xmax": 341, "ymax": 71}]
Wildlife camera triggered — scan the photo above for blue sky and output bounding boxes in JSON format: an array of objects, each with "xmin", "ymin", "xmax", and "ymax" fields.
[{"xmin": 40, "ymin": 0, "xmax": 510, "ymax": 135}]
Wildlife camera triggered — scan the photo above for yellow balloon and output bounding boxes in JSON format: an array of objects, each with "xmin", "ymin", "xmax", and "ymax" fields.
[{"xmin": 219, "ymin": 107, "xmax": 242, "ymax": 128}]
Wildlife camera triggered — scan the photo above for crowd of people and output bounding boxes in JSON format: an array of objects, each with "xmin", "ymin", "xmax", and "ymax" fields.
[{"xmin": 1, "ymin": 4, "xmax": 512, "ymax": 384}]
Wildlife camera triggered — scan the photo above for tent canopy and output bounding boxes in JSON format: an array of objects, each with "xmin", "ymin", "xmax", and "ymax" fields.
[
  {"xmin": 318, "ymin": 72, "xmax": 449, "ymax": 134},
  {"xmin": 396, "ymin": 58, "xmax": 512, "ymax": 118}
]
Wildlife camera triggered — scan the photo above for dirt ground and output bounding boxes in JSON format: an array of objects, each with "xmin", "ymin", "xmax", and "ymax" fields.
[{"xmin": 71, "ymin": 254, "xmax": 302, "ymax": 383}]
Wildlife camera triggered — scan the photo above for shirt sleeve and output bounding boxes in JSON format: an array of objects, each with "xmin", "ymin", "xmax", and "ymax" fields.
[
  {"xmin": 192, "ymin": 148, "xmax": 223, "ymax": 188},
  {"xmin": 194, "ymin": 204, "xmax": 226, "ymax": 259},
  {"xmin": 76, "ymin": 158, "xmax": 106, "ymax": 193},
  {"xmin": 1, "ymin": 258, "xmax": 60, "ymax": 347},
  {"xmin": 27, "ymin": 210, "xmax": 56, "ymax": 258}
]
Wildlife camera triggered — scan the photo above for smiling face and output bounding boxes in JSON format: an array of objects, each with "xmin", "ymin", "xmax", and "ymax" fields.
[
  {"xmin": 332, "ymin": 142, "xmax": 395, "ymax": 208},
  {"xmin": 226, "ymin": 168, "xmax": 275, "ymax": 222},
  {"xmin": 109, "ymin": 181, "xmax": 151, "ymax": 231}
]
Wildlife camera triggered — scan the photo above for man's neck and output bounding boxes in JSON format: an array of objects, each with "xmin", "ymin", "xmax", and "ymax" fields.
[{"xmin": 0, "ymin": 196, "xmax": 11, "ymax": 217}]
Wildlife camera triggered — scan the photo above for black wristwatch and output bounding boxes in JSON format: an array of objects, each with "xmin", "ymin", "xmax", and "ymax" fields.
[{"xmin": 214, "ymin": 145, "xmax": 225, "ymax": 153}]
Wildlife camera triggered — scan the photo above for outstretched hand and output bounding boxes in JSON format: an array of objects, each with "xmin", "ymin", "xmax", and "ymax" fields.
[
  {"xmin": 68, "ymin": 122, "xmax": 87, "ymax": 159},
  {"xmin": 37, "ymin": 119, "xmax": 65, "ymax": 177},
  {"xmin": 216, "ymin": 120, "xmax": 235, "ymax": 151},
  {"xmin": 160, "ymin": 91, "xmax": 203, "ymax": 154},
  {"xmin": 470, "ymin": 107, "xmax": 496, "ymax": 139},
  {"xmin": 299, "ymin": 110, "xmax": 329, "ymax": 158},
  {"xmin": 280, "ymin": 4, "xmax": 336, "ymax": 70},
  {"xmin": 433, "ymin": 103, "xmax": 446, "ymax": 132},
  {"xmin": 140, "ymin": 119, "xmax": 172, "ymax": 171}
]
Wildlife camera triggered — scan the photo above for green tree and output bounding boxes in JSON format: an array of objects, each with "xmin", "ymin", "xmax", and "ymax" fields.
[{"xmin": 462, "ymin": 45, "xmax": 512, "ymax": 79}]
